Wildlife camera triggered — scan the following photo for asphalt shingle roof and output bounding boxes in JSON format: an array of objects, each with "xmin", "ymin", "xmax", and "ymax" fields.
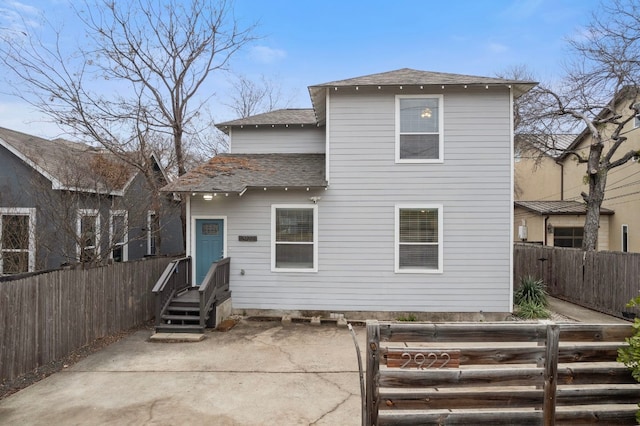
[
  {"xmin": 515, "ymin": 200, "xmax": 614, "ymax": 215},
  {"xmin": 216, "ymin": 109, "xmax": 317, "ymax": 129},
  {"xmin": 162, "ymin": 153, "xmax": 327, "ymax": 193},
  {"xmin": 0, "ymin": 127, "xmax": 137, "ymax": 194}
]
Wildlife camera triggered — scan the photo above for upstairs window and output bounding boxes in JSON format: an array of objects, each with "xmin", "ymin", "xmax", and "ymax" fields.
[
  {"xmin": 395, "ymin": 205, "xmax": 443, "ymax": 273},
  {"xmin": 272, "ymin": 205, "xmax": 318, "ymax": 272},
  {"xmin": 635, "ymin": 103, "xmax": 640, "ymax": 128},
  {"xmin": 396, "ymin": 95, "xmax": 443, "ymax": 163}
]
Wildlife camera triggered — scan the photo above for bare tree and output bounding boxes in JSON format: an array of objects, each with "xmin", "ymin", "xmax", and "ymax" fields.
[
  {"xmin": 513, "ymin": 0, "xmax": 640, "ymax": 251},
  {"xmin": 0, "ymin": 0, "xmax": 257, "ymax": 244},
  {"xmin": 224, "ymin": 74, "xmax": 293, "ymax": 119}
]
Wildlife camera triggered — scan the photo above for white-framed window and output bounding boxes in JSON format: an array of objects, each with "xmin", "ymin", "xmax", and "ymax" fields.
[
  {"xmin": 395, "ymin": 204, "xmax": 443, "ymax": 273},
  {"xmin": 110, "ymin": 210, "xmax": 128, "ymax": 262},
  {"xmin": 396, "ymin": 95, "xmax": 444, "ymax": 163},
  {"xmin": 0, "ymin": 208, "xmax": 36, "ymax": 275},
  {"xmin": 622, "ymin": 224, "xmax": 629, "ymax": 253},
  {"xmin": 147, "ymin": 211, "xmax": 157, "ymax": 256},
  {"xmin": 271, "ymin": 204, "xmax": 318, "ymax": 272},
  {"xmin": 77, "ymin": 209, "xmax": 100, "ymax": 262}
]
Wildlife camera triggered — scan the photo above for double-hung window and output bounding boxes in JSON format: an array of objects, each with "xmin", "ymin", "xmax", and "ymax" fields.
[
  {"xmin": 395, "ymin": 205, "xmax": 443, "ymax": 273},
  {"xmin": 110, "ymin": 210, "xmax": 128, "ymax": 262},
  {"xmin": 77, "ymin": 209, "xmax": 100, "ymax": 262},
  {"xmin": 396, "ymin": 95, "xmax": 444, "ymax": 163},
  {"xmin": 0, "ymin": 208, "xmax": 36, "ymax": 274},
  {"xmin": 272, "ymin": 205, "xmax": 318, "ymax": 272},
  {"xmin": 147, "ymin": 211, "xmax": 157, "ymax": 256}
]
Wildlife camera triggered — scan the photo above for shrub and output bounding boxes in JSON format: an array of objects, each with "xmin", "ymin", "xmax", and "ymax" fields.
[
  {"xmin": 514, "ymin": 276, "xmax": 548, "ymax": 307},
  {"xmin": 515, "ymin": 300, "xmax": 550, "ymax": 320}
]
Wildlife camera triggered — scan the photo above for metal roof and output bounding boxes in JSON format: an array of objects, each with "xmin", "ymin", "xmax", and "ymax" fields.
[
  {"xmin": 162, "ymin": 153, "xmax": 327, "ymax": 193},
  {"xmin": 515, "ymin": 200, "xmax": 614, "ymax": 215}
]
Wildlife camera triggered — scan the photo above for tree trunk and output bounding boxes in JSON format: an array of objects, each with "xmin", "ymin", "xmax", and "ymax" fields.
[{"xmin": 582, "ymin": 146, "xmax": 607, "ymax": 251}]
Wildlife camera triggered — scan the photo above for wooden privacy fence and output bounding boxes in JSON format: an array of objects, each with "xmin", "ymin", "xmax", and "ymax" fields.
[
  {"xmin": 514, "ymin": 244, "xmax": 640, "ymax": 318},
  {"xmin": 0, "ymin": 256, "xmax": 178, "ymax": 382},
  {"xmin": 364, "ymin": 320, "xmax": 640, "ymax": 426}
]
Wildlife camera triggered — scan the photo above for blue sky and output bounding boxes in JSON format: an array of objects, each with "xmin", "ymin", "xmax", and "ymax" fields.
[{"xmin": 0, "ymin": 0, "xmax": 601, "ymax": 138}]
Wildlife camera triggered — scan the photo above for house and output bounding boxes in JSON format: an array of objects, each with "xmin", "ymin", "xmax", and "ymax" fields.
[
  {"xmin": 163, "ymin": 68, "xmax": 536, "ymax": 316},
  {"xmin": 514, "ymin": 89, "xmax": 640, "ymax": 252},
  {"xmin": 0, "ymin": 127, "xmax": 183, "ymax": 274}
]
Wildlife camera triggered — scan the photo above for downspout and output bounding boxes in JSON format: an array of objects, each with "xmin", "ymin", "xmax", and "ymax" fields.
[
  {"xmin": 544, "ymin": 215, "xmax": 549, "ymax": 246},
  {"xmin": 556, "ymin": 160, "xmax": 564, "ymax": 201}
]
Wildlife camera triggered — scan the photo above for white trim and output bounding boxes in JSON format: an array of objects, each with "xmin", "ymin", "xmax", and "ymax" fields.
[
  {"xmin": 394, "ymin": 204, "xmax": 443, "ymax": 274},
  {"xmin": 191, "ymin": 214, "xmax": 227, "ymax": 286},
  {"xmin": 622, "ymin": 224, "xmax": 629, "ymax": 253},
  {"xmin": 0, "ymin": 207, "xmax": 36, "ymax": 274},
  {"xmin": 76, "ymin": 209, "xmax": 100, "ymax": 261},
  {"xmin": 509, "ymin": 87, "xmax": 515, "ymax": 312},
  {"xmin": 325, "ymin": 88, "xmax": 331, "ymax": 185},
  {"xmin": 271, "ymin": 204, "xmax": 318, "ymax": 273},
  {"xmin": 109, "ymin": 210, "xmax": 128, "ymax": 262},
  {"xmin": 395, "ymin": 94, "xmax": 444, "ymax": 163}
]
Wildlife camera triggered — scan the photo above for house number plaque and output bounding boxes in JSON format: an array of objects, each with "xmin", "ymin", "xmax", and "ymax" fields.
[{"xmin": 238, "ymin": 235, "xmax": 258, "ymax": 242}]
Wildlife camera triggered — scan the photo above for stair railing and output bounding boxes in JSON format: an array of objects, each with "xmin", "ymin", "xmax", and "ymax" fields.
[
  {"xmin": 198, "ymin": 257, "xmax": 231, "ymax": 328},
  {"xmin": 152, "ymin": 256, "xmax": 192, "ymax": 328}
]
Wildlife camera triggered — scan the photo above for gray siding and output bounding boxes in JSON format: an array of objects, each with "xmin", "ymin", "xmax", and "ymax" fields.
[
  {"xmin": 230, "ymin": 127, "xmax": 325, "ymax": 154},
  {"xmin": 190, "ymin": 86, "xmax": 513, "ymax": 313}
]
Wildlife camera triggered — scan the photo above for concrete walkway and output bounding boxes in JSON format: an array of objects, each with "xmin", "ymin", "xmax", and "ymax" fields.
[
  {"xmin": 0, "ymin": 302, "xmax": 631, "ymax": 425},
  {"xmin": 0, "ymin": 321, "xmax": 364, "ymax": 426}
]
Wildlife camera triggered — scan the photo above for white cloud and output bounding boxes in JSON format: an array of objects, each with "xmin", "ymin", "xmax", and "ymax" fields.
[{"xmin": 249, "ymin": 45, "xmax": 287, "ymax": 64}]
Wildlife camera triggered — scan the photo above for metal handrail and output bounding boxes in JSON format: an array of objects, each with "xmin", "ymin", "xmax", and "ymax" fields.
[{"xmin": 198, "ymin": 257, "xmax": 231, "ymax": 328}]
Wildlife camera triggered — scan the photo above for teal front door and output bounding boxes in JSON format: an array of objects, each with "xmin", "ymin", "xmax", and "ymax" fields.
[{"xmin": 195, "ymin": 219, "xmax": 224, "ymax": 285}]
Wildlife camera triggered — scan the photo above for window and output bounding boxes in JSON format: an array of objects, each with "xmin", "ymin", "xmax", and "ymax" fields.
[
  {"xmin": 77, "ymin": 209, "xmax": 100, "ymax": 262},
  {"xmin": 272, "ymin": 205, "xmax": 318, "ymax": 272},
  {"xmin": 147, "ymin": 211, "xmax": 157, "ymax": 255},
  {"xmin": 634, "ymin": 103, "xmax": 640, "ymax": 128},
  {"xmin": 110, "ymin": 210, "xmax": 128, "ymax": 262},
  {"xmin": 396, "ymin": 95, "xmax": 443, "ymax": 163},
  {"xmin": 0, "ymin": 208, "xmax": 36, "ymax": 274},
  {"xmin": 622, "ymin": 224, "xmax": 629, "ymax": 253},
  {"xmin": 395, "ymin": 205, "xmax": 443, "ymax": 273},
  {"xmin": 553, "ymin": 227, "xmax": 583, "ymax": 248}
]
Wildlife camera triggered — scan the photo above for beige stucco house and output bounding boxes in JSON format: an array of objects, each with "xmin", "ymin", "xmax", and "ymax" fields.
[{"xmin": 514, "ymin": 91, "xmax": 640, "ymax": 251}]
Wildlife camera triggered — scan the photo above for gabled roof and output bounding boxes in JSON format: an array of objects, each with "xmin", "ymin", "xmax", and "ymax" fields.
[
  {"xmin": 515, "ymin": 200, "xmax": 614, "ymax": 215},
  {"xmin": 308, "ymin": 68, "xmax": 537, "ymax": 125},
  {"xmin": 161, "ymin": 153, "xmax": 327, "ymax": 194},
  {"xmin": 216, "ymin": 109, "xmax": 317, "ymax": 134},
  {"xmin": 516, "ymin": 134, "xmax": 577, "ymax": 159},
  {"xmin": 0, "ymin": 127, "xmax": 138, "ymax": 195}
]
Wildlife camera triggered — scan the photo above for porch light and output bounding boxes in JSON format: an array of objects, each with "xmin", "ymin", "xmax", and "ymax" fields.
[
  {"xmin": 547, "ymin": 223, "xmax": 554, "ymax": 234},
  {"xmin": 203, "ymin": 194, "xmax": 213, "ymax": 201}
]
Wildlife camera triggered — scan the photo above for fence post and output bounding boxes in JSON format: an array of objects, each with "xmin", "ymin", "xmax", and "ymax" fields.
[
  {"xmin": 366, "ymin": 320, "xmax": 380, "ymax": 426},
  {"xmin": 543, "ymin": 323, "xmax": 559, "ymax": 426}
]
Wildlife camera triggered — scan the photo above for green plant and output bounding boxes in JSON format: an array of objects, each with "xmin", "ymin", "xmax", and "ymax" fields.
[
  {"xmin": 515, "ymin": 301, "xmax": 550, "ymax": 319},
  {"xmin": 514, "ymin": 276, "xmax": 548, "ymax": 307},
  {"xmin": 397, "ymin": 313, "xmax": 417, "ymax": 322},
  {"xmin": 617, "ymin": 295, "xmax": 640, "ymax": 422}
]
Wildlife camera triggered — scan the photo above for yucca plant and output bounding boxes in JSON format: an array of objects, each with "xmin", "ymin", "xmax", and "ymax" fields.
[
  {"xmin": 515, "ymin": 300, "xmax": 550, "ymax": 320},
  {"xmin": 514, "ymin": 276, "xmax": 548, "ymax": 308}
]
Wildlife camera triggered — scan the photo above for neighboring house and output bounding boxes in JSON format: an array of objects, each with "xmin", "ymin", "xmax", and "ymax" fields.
[
  {"xmin": 0, "ymin": 127, "xmax": 183, "ymax": 275},
  {"xmin": 163, "ymin": 68, "xmax": 535, "ymax": 315},
  {"xmin": 514, "ymin": 89, "xmax": 640, "ymax": 252}
]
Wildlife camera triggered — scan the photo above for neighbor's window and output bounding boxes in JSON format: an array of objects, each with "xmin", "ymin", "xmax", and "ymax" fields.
[
  {"xmin": 147, "ymin": 211, "xmax": 157, "ymax": 256},
  {"xmin": 396, "ymin": 205, "xmax": 443, "ymax": 273},
  {"xmin": 622, "ymin": 224, "xmax": 629, "ymax": 253},
  {"xmin": 396, "ymin": 95, "xmax": 443, "ymax": 162},
  {"xmin": 634, "ymin": 103, "xmax": 640, "ymax": 128},
  {"xmin": 0, "ymin": 208, "xmax": 36, "ymax": 274},
  {"xmin": 272, "ymin": 205, "xmax": 318, "ymax": 272},
  {"xmin": 553, "ymin": 227, "xmax": 583, "ymax": 248},
  {"xmin": 110, "ymin": 210, "xmax": 128, "ymax": 262},
  {"xmin": 77, "ymin": 209, "xmax": 100, "ymax": 262}
]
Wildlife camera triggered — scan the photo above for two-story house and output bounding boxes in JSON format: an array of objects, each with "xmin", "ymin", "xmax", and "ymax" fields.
[
  {"xmin": 0, "ymin": 127, "xmax": 184, "ymax": 274},
  {"xmin": 514, "ymin": 89, "xmax": 640, "ymax": 252},
  {"xmin": 164, "ymin": 68, "xmax": 535, "ymax": 316}
]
